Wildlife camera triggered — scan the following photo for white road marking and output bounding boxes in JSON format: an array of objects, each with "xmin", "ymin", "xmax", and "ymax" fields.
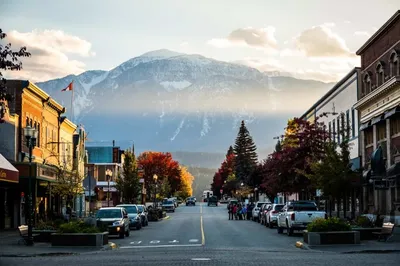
[
  {"xmin": 169, "ymin": 240, "xmax": 179, "ymax": 243},
  {"xmin": 120, "ymin": 244, "xmax": 202, "ymax": 249},
  {"xmin": 191, "ymin": 258, "xmax": 211, "ymax": 261},
  {"xmin": 130, "ymin": 241, "xmax": 142, "ymax": 245},
  {"xmin": 149, "ymin": 240, "xmax": 160, "ymax": 244},
  {"xmin": 189, "ymin": 239, "xmax": 199, "ymax": 243}
]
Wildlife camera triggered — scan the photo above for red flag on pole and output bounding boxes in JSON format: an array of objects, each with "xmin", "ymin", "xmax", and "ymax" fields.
[{"xmin": 61, "ymin": 82, "xmax": 73, "ymax": 91}]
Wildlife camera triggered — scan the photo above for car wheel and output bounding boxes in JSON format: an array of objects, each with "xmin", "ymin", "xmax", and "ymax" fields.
[{"xmin": 136, "ymin": 224, "xmax": 142, "ymax": 230}]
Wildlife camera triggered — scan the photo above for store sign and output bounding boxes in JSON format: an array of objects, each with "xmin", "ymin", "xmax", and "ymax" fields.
[{"xmin": 0, "ymin": 168, "xmax": 19, "ymax": 183}]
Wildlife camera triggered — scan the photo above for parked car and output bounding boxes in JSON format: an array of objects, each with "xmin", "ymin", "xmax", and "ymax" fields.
[
  {"xmin": 265, "ymin": 204, "xmax": 284, "ymax": 228},
  {"xmin": 162, "ymin": 200, "xmax": 175, "ymax": 212},
  {"xmin": 116, "ymin": 204, "xmax": 142, "ymax": 230},
  {"xmin": 95, "ymin": 207, "xmax": 130, "ymax": 238},
  {"xmin": 277, "ymin": 201, "xmax": 327, "ymax": 236},
  {"xmin": 207, "ymin": 196, "xmax": 218, "ymax": 206},
  {"xmin": 260, "ymin": 204, "xmax": 271, "ymax": 225},
  {"xmin": 186, "ymin": 197, "xmax": 196, "ymax": 206},
  {"xmin": 136, "ymin": 204, "xmax": 149, "ymax": 226},
  {"xmin": 252, "ymin": 201, "xmax": 268, "ymax": 222}
]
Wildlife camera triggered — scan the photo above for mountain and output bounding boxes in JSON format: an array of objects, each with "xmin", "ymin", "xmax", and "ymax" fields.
[{"xmin": 37, "ymin": 49, "xmax": 334, "ymax": 154}]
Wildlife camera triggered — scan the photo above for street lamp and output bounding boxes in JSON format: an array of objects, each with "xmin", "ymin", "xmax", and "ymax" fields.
[
  {"xmin": 153, "ymin": 174, "xmax": 158, "ymax": 207},
  {"xmin": 24, "ymin": 126, "xmax": 38, "ymax": 246},
  {"xmin": 254, "ymin": 187, "xmax": 258, "ymax": 202},
  {"xmin": 105, "ymin": 169, "xmax": 112, "ymax": 207}
]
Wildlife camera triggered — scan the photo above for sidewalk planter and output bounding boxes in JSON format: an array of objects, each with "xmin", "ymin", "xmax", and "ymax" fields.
[
  {"xmin": 303, "ymin": 230, "xmax": 360, "ymax": 245},
  {"xmin": 352, "ymin": 228, "xmax": 381, "ymax": 240},
  {"xmin": 51, "ymin": 232, "xmax": 109, "ymax": 247},
  {"xmin": 32, "ymin": 230, "xmax": 57, "ymax": 242}
]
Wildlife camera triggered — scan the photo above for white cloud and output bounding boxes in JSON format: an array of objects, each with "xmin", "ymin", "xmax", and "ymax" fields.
[
  {"xmin": 294, "ymin": 24, "xmax": 354, "ymax": 58},
  {"xmin": 180, "ymin": 41, "xmax": 189, "ymax": 46},
  {"xmin": 234, "ymin": 58, "xmax": 284, "ymax": 73},
  {"xmin": 344, "ymin": 20, "xmax": 351, "ymax": 24},
  {"xmin": 354, "ymin": 31, "xmax": 371, "ymax": 38},
  {"xmin": 3, "ymin": 29, "xmax": 95, "ymax": 82},
  {"xmin": 207, "ymin": 26, "xmax": 278, "ymax": 51}
]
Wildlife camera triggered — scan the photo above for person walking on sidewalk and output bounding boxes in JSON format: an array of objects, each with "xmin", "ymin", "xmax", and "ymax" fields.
[
  {"xmin": 233, "ymin": 204, "xmax": 238, "ymax": 220},
  {"xmin": 228, "ymin": 203, "xmax": 234, "ymax": 220}
]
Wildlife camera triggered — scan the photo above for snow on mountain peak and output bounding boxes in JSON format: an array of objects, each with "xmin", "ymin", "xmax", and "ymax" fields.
[{"xmin": 139, "ymin": 49, "xmax": 184, "ymax": 59}]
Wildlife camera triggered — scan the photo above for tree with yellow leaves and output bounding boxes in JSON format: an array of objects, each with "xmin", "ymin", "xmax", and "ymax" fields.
[{"xmin": 175, "ymin": 166, "xmax": 194, "ymax": 199}]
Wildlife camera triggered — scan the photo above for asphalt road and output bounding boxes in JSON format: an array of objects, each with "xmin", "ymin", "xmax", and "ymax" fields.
[{"xmin": 1, "ymin": 203, "xmax": 399, "ymax": 266}]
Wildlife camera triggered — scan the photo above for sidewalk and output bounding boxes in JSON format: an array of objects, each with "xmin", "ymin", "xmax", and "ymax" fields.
[
  {"xmin": 0, "ymin": 230, "xmax": 112, "ymax": 257},
  {"xmin": 301, "ymin": 227, "xmax": 400, "ymax": 254}
]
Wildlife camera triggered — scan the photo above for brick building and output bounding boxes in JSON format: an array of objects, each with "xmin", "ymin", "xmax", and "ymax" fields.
[{"xmin": 353, "ymin": 10, "xmax": 400, "ymax": 224}]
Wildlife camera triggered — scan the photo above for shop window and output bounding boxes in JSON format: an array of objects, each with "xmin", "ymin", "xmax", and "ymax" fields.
[
  {"xmin": 377, "ymin": 123, "xmax": 387, "ymax": 141},
  {"xmin": 365, "ymin": 129, "xmax": 373, "ymax": 147},
  {"xmin": 391, "ymin": 117, "xmax": 400, "ymax": 136}
]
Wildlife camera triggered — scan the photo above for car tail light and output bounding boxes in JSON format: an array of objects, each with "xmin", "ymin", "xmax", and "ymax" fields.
[
  {"xmin": 291, "ymin": 213, "xmax": 295, "ymax": 221},
  {"xmin": 324, "ymin": 213, "xmax": 328, "ymax": 219}
]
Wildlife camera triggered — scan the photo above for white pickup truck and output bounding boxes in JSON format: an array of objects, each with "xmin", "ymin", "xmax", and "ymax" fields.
[{"xmin": 277, "ymin": 201, "xmax": 326, "ymax": 236}]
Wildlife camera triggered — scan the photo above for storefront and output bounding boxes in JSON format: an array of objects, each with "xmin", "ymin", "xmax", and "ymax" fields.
[{"xmin": 0, "ymin": 153, "xmax": 19, "ymax": 229}]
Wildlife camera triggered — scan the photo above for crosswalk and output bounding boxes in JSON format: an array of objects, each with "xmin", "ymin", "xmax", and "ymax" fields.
[{"xmin": 120, "ymin": 239, "xmax": 201, "ymax": 249}]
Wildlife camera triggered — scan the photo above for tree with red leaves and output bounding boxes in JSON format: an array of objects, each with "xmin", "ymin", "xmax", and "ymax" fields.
[
  {"xmin": 211, "ymin": 146, "xmax": 236, "ymax": 197},
  {"xmin": 137, "ymin": 151, "xmax": 181, "ymax": 198}
]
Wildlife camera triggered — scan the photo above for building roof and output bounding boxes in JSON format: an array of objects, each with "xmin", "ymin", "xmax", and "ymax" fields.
[
  {"xmin": 300, "ymin": 67, "xmax": 360, "ymax": 119},
  {"xmin": 356, "ymin": 10, "xmax": 400, "ymax": 55}
]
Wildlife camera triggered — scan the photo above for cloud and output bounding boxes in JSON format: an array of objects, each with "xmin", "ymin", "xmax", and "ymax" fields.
[
  {"xmin": 294, "ymin": 25, "xmax": 354, "ymax": 58},
  {"xmin": 292, "ymin": 69, "xmax": 342, "ymax": 83},
  {"xmin": 207, "ymin": 26, "xmax": 277, "ymax": 51},
  {"xmin": 3, "ymin": 29, "xmax": 95, "ymax": 82},
  {"xmin": 354, "ymin": 31, "xmax": 371, "ymax": 38},
  {"xmin": 234, "ymin": 58, "xmax": 284, "ymax": 73},
  {"xmin": 180, "ymin": 41, "xmax": 189, "ymax": 46}
]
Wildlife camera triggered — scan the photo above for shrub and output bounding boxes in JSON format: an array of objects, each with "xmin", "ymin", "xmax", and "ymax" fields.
[
  {"xmin": 148, "ymin": 209, "xmax": 159, "ymax": 221},
  {"xmin": 307, "ymin": 217, "xmax": 351, "ymax": 232},
  {"xmin": 35, "ymin": 220, "xmax": 56, "ymax": 230},
  {"xmin": 355, "ymin": 216, "xmax": 374, "ymax": 228},
  {"xmin": 58, "ymin": 221, "xmax": 101, "ymax": 234}
]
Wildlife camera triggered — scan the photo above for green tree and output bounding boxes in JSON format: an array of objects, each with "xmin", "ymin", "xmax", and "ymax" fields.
[
  {"xmin": 234, "ymin": 120, "xmax": 258, "ymax": 185},
  {"xmin": 158, "ymin": 178, "xmax": 171, "ymax": 199},
  {"xmin": 115, "ymin": 149, "xmax": 141, "ymax": 203},
  {"xmin": 275, "ymin": 139, "xmax": 282, "ymax": 152}
]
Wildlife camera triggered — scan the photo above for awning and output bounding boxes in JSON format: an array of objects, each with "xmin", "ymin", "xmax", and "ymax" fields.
[
  {"xmin": 384, "ymin": 105, "xmax": 400, "ymax": 119},
  {"xmin": 387, "ymin": 162, "xmax": 400, "ymax": 178},
  {"xmin": 0, "ymin": 153, "xmax": 19, "ymax": 183},
  {"xmin": 370, "ymin": 114, "xmax": 385, "ymax": 126},
  {"xmin": 359, "ymin": 121, "xmax": 371, "ymax": 131}
]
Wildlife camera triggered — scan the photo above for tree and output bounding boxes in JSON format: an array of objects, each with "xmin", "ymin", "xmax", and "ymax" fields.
[
  {"xmin": 234, "ymin": 120, "xmax": 258, "ymax": 185},
  {"xmin": 274, "ymin": 139, "xmax": 282, "ymax": 152},
  {"xmin": 158, "ymin": 178, "xmax": 171, "ymax": 199},
  {"xmin": 0, "ymin": 29, "xmax": 31, "ymax": 102},
  {"xmin": 115, "ymin": 149, "xmax": 141, "ymax": 203},
  {"xmin": 52, "ymin": 162, "xmax": 84, "ymax": 207},
  {"xmin": 210, "ymin": 146, "xmax": 236, "ymax": 197},
  {"xmin": 137, "ymin": 151, "xmax": 182, "ymax": 197},
  {"xmin": 178, "ymin": 166, "xmax": 194, "ymax": 198}
]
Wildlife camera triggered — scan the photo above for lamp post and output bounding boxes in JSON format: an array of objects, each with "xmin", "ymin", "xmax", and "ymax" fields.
[
  {"xmin": 105, "ymin": 169, "xmax": 112, "ymax": 207},
  {"xmin": 254, "ymin": 187, "xmax": 258, "ymax": 202},
  {"xmin": 153, "ymin": 174, "xmax": 158, "ymax": 208},
  {"xmin": 24, "ymin": 126, "xmax": 38, "ymax": 246}
]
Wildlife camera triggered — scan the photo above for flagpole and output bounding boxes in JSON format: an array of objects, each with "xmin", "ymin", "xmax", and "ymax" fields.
[{"xmin": 71, "ymin": 81, "xmax": 74, "ymax": 123}]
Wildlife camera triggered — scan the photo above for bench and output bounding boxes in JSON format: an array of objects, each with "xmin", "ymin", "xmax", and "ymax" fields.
[
  {"xmin": 18, "ymin": 225, "xmax": 39, "ymax": 245},
  {"xmin": 372, "ymin": 222, "xmax": 395, "ymax": 242}
]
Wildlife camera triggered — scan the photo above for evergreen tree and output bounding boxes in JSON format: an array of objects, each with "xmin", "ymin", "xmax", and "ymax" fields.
[
  {"xmin": 234, "ymin": 120, "xmax": 258, "ymax": 185},
  {"xmin": 275, "ymin": 140, "xmax": 282, "ymax": 152},
  {"xmin": 226, "ymin": 145, "xmax": 234, "ymax": 156},
  {"xmin": 115, "ymin": 149, "xmax": 141, "ymax": 203}
]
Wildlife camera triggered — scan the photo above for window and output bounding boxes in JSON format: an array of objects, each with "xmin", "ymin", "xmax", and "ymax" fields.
[
  {"xmin": 377, "ymin": 123, "xmax": 386, "ymax": 141},
  {"xmin": 376, "ymin": 62, "xmax": 385, "ymax": 87},
  {"xmin": 25, "ymin": 116, "xmax": 29, "ymax": 127},
  {"xmin": 332, "ymin": 120, "xmax": 336, "ymax": 141},
  {"xmin": 365, "ymin": 129, "xmax": 373, "ymax": 146},
  {"xmin": 351, "ymin": 109, "xmax": 356, "ymax": 137},
  {"xmin": 337, "ymin": 117, "xmax": 340, "ymax": 143},
  {"xmin": 363, "ymin": 73, "xmax": 372, "ymax": 95},
  {"xmin": 389, "ymin": 50, "xmax": 399, "ymax": 77},
  {"xmin": 37, "ymin": 123, "xmax": 40, "ymax": 147},
  {"xmin": 346, "ymin": 110, "xmax": 350, "ymax": 138},
  {"xmin": 328, "ymin": 122, "xmax": 332, "ymax": 140},
  {"xmin": 391, "ymin": 117, "xmax": 400, "ymax": 136}
]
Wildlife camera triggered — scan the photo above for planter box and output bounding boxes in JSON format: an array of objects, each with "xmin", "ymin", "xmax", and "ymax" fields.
[
  {"xmin": 33, "ymin": 230, "xmax": 57, "ymax": 242},
  {"xmin": 51, "ymin": 232, "xmax": 109, "ymax": 247},
  {"xmin": 303, "ymin": 230, "xmax": 360, "ymax": 245},
  {"xmin": 352, "ymin": 228, "xmax": 381, "ymax": 240}
]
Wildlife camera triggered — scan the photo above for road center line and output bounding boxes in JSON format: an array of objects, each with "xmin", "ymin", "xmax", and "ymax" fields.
[{"xmin": 200, "ymin": 215, "xmax": 205, "ymax": 245}]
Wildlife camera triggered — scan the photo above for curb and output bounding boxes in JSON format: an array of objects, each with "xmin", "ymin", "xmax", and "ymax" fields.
[
  {"xmin": 163, "ymin": 216, "xmax": 170, "ymax": 220},
  {"xmin": 342, "ymin": 250, "xmax": 400, "ymax": 254},
  {"xmin": 0, "ymin": 252, "xmax": 76, "ymax": 258}
]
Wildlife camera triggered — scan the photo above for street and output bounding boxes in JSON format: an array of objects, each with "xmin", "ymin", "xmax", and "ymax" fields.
[{"xmin": 1, "ymin": 203, "xmax": 399, "ymax": 266}]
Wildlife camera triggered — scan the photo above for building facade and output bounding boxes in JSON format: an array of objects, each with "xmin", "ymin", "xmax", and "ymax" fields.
[
  {"xmin": 299, "ymin": 68, "xmax": 362, "ymax": 216},
  {"xmin": 353, "ymin": 11, "xmax": 400, "ymax": 224}
]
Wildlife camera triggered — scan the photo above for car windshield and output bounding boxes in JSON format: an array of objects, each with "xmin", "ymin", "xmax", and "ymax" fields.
[
  {"xmin": 275, "ymin": 205, "xmax": 284, "ymax": 211},
  {"xmin": 96, "ymin": 209, "xmax": 122, "ymax": 218},
  {"xmin": 256, "ymin": 203, "xmax": 265, "ymax": 207},
  {"xmin": 137, "ymin": 206, "xmax": 144, "ymax": 212},
  {"xmin": 164, "ymin": 201, "xmax": 173, "ymax": 204},
  {"xmin": 119, "ymin": 206, "xmax": 137, "ymax": 213}
]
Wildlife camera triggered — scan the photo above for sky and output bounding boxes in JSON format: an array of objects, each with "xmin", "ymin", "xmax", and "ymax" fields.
[{"xmin": 1, "ymin": 0, "xmax": 399, "ymax": 83}]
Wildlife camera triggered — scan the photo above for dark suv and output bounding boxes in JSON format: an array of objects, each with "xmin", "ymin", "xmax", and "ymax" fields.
[
  {"xmin": 96, "ymin": 207, "xmax": 130, "ymax": 238},
  {"xmin": 186, "ymin": 197, "xmax": 196, "ymax": 206},
  {"xmin": 207, "ymin": 196, "xmax": 218, "ymax": 206}
]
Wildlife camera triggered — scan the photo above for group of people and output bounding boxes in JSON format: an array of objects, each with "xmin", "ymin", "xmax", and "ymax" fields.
[{"xmin": 228, "ymin": 202, "xmax": 255, "ymax": 220}]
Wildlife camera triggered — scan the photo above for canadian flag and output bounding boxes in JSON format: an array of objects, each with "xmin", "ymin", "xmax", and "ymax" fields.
[{"xmin": 61, "ymin": 82, "xmax": 73, "ymax": 91}]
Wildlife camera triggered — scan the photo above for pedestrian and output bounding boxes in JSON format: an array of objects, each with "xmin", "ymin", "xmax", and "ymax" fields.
[
  {"xmin": 233, "ymin": 204, "xmax": 238, "ymax": 220},
  {"xmin": 228, "ymin": 203, "xmax": 233, "ymax": 220},
  {"xmin": 242, "ymin": 205, "xmax": 247, "ymax": 220}
]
